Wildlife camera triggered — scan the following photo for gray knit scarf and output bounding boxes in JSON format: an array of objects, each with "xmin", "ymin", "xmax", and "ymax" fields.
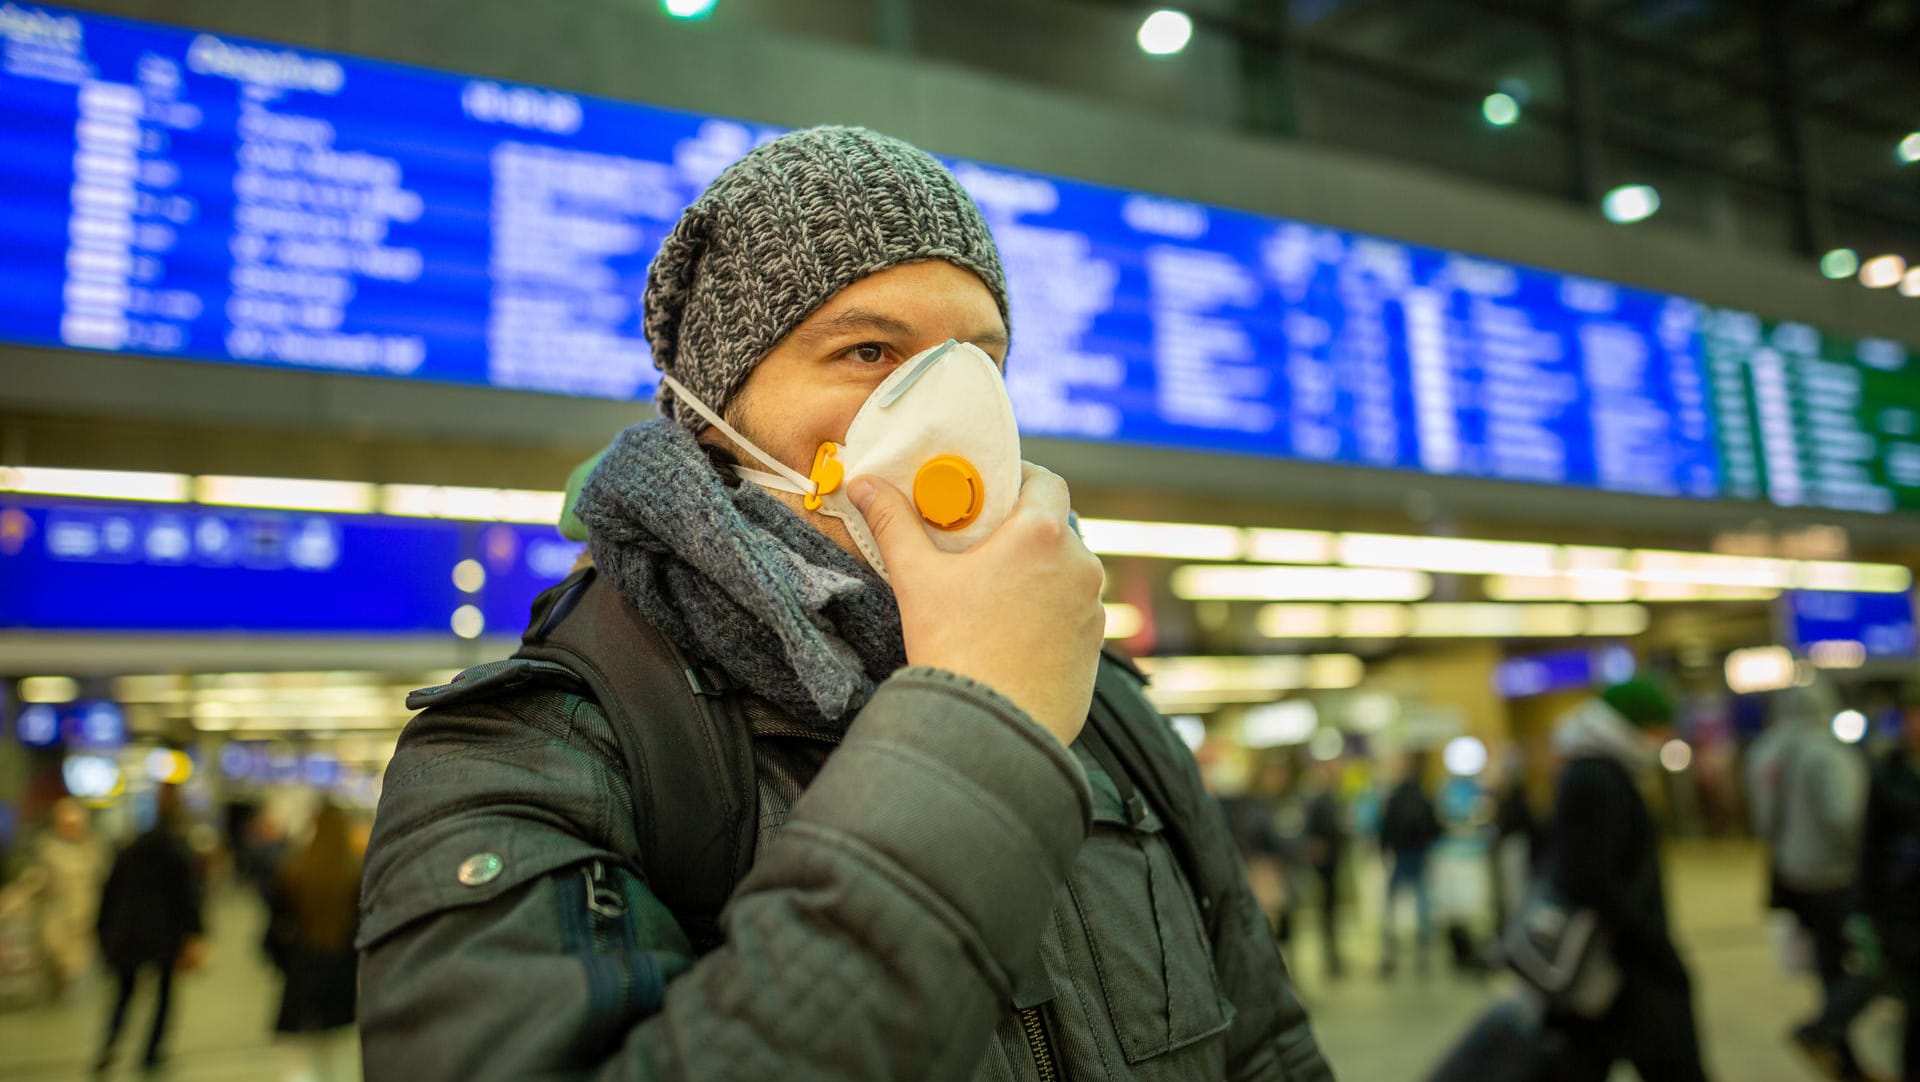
[{"xmin": 575, "ymin": 418, "xmax": 906, "ymax": 730}]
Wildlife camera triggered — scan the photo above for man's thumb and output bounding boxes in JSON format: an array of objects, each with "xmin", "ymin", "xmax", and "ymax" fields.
[{"xmin": 848, "ymin": 476, "xmax": 933, "ymax": 563}]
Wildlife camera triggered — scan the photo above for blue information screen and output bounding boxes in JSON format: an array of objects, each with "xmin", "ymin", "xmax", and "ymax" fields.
[
  {"xmin": 1785, "ymin": 589, "xmax": 1919, "ymax": 659},
  {"xmin": 0, "ymin": 497, "xmax": 582, "ymax": 634},
  {"xmin": 0, "ymin": 3, "xmax": 1740, "ymax": 499}
]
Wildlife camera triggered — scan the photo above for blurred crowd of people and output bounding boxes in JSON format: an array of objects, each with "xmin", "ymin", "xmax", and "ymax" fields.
[
  {"xmin": 1223, "ymin": 680, "xmax": 1920, "ymax": 1082},
  {"xmin": 0, "ymin": 785, "xmax": 366, "ymax": 1080}
]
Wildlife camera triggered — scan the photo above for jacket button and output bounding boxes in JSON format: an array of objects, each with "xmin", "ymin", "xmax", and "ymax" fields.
[{"xmin": 457, "ymin": 852, "xmax": 503, "ymax": 886}]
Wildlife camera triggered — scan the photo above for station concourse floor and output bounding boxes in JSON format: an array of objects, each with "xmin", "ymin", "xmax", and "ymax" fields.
[{"xmin": 0, "ymin": 840, "xmax": 1903, "ymax": 1081}]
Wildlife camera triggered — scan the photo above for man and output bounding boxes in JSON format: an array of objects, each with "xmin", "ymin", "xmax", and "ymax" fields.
[
  {"xmin": 96, "ymin": 784, "xmax": 204, "ymax": 1074},
  {"xmin": 357, "ymin": 126, "xmax": 1331, "ymax": 1081},
  {"xmin": 1302, "ymin": 759, "xmax": 1347, "ymax": 978},
  {"xmin": 1540, "ymin": 682, "xmax": 1709, "ymax": 1082},
  {"xmin": 1859, "ymin": 688, "xmax": 1920, "ymax": 1082},
  {"xmin": 1377, "ymin": 755, "xmax": 1439, "ymax": 977},
  {"xmin": 1747, "ymin": 679, "xmax": 1872, "ymax": 1079}
]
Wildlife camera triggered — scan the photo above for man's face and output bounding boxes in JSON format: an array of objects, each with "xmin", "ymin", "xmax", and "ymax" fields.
[{"xmin": 704, "ymin": 259, "xmax": 1009, "ymax": 567}]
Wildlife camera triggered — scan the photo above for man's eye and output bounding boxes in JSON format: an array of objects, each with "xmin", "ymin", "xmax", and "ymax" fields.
[{"xmin": 844, "ymin": 343, "xmax": 887, "ymax": 364}]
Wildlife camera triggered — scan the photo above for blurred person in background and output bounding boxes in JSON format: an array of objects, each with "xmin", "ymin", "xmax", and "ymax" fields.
[
  {"xmin": 1303, "ymin": 758, "xmax": 1348, "ymax": 979},
  {"xmin": 1747, "ymin": 678, "xmax": 1873, "ymax": 1080},
  {"xmin": 95, "ymin": 784, "xmax": 205, "ymax": 1075},
  {"xmin": 1378, "ymin": 753, "xmax": 1441, "ymax": 977},
  {"xmin": 1225, "ymin": 755, "xmax": 1306, "ymax": 946},
  {"xmin": 270, "ymin": 802, "xmax": 362, "ymax": 1082},
  {"xmin": 356, "ymin": 127, "xmax": 1331, "ymax": 1081},
  {"xmin": 1540, "ymin": 681, "xmax": 1709, "ymax": 1082},
  {"xmin": 28, "ymin": 797, "xmax": 106, "ymax": 998},
  {"xmin": 1858, "ymin": 687, "xmax": 1920, "ymax": 1082},
  {"xmin": 1491, "ymin": 747, "xmax": 1540, "ymax": 934}
]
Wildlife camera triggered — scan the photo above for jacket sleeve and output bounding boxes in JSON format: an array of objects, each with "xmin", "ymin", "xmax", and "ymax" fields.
[{"xmin": 357, "ymin": 667, "xmax": 1091, "ymax": 1082}]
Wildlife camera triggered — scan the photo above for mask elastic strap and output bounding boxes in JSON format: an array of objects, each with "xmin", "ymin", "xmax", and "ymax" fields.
[
  {"xmin": 733, "ymin": 465, "xmax": 812, "ymax": 497},
  {"xmin": 660, "ymin": 373, "xmax": 817, "ymax": 498}
]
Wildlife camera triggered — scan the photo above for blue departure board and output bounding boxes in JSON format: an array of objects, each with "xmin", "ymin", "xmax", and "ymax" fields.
[
  {"xmin": 0, "ymin": 497, "xmax": 582, "ymax": 633},
  {"xmin": 0, "ymin": 3, "xmax": 1737, "ymax": 499}
]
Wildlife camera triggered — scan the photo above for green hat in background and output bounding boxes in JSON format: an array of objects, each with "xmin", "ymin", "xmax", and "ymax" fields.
[{"xmin": 1601, "ymin": 679, "xmax": 1673, "ymax": 729}]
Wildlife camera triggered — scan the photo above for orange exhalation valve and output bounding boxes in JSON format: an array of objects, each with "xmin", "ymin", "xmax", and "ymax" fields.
[
  {"xmin": 805, "ymin": 443, "xmax": 844, "ymax": 511},
  {"xmin": 912, "ymin": 455, "xmax": 984, "ymax": 530}
]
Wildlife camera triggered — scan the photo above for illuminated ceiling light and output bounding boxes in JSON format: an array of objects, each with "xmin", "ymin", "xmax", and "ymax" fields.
[
  {"xmin": 1486, "ymin": 572, "xmax": 1637, "ymax": 602},
  {"xmin": 1481, "ymin": 92, "xmax": 1520, "ymax": 127},
  {"xmin": 1631, "ymin": 550, "xmax": 1794, "ymax": 590},
  {"xmin": 1601, "ymin": 184, "xmax": 1661, "ymax": 224},
  {"xmin": 1820, "ymin": 248, "xmax": 1861, "ymax": 280},
  {"xmin": 196, "ymin": 475, "xmax": 374, "ymax": 514},
  {"xmin": 1899, "ymin": 131, "xmax": 1920, "ymax": 165},
  {"xmin": 1793, "ymin": 560, "xmax": 1911, "ymax": 593},
  {"xmin": 1901, "ymin": 267, "xmax": 1920, "ymax": 298},
  {"xmin": 450, "ymin": 604, "xmax": 485, "ymax": 640},
  {"xmin": 1338, "ymin": 533, "xmax": 1559, "ymax": 576},
  {"xmin": 1659, "ymin": 739, "xmax": 1692, "ymax": 773},
  {"xmin": 1726, "ymin": 645, "xmax": 1796, "ymax": 694},
  {"xmin": 1256, "ymin": 604, "xmax": 1338, "ymax": 639},
  {"xmin": 1832, "ymin": 709, "xmax": 1869, "ymax": 744},
  {"xmin": 1137, "ymin": 9, "xmax": 1193, "ymax": 55},
  {"xmin": 1240, "ymin": 699, "xmax": 1319, "ymax": 749},
  {"xmin": 1341, "ymin": 603, "xmax": 1412, "ymax": 638},
  {"xmin": 1171, "ymin": 565, "xmax": 1432, "ymax": 601},
  {"xmin": 1080, "ymin": 518, "xmax": 1244, "ymax": 560},
  {"xmin": 1306, "ymin": 654, "xmax": 1365, "ymax": 689},
  {"xmin": 1103, "ymin": 602, "xmax": 1144, "ymax": 639},
  {"xmin": 1808, "ymin": 640, "xmax": 1867, "ymax": 669},
  {"xmin": 661, "ymin": 0, "xmax": 718, "ymax": 18},
  {"xmin": 1444, "ymin": 736, "xmax": 1489, "ymax": 776},
  {"xmin": 1244, "ymin": 527, "xmax": 1337, "ymax": 564},
  {"xmin": 1583, "ymin": 604, "xmax": 1650, "ymax": 637},
  {"xmin": 18, "ymin": 675, "xmax": 80, "ymax": 703},
  {"xmin": 1, "ymin": 466, "xmax": 189, "ymax": 502},
  {"xmin": 1860, "ymin": 254, "xmax": 1908, "ymax": 289},
  {"xmin": 1409, "ymin": 603, "xmax": 1586, "ymax": 638},
  {"xmin": 381, "ymin": 484, "xmax": 564, "ymax": 523},
  {"xmin": 1137, "ymin": 654, "xmax": 1306, "ymax": 695},
  {"xmin": 452, "ymin": 559, "xmax": 487, "ymax": 594}
]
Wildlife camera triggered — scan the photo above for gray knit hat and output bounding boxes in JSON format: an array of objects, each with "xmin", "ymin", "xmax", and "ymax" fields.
[{"xmin": 644, "ymin": 125, "xmax": 1009, "ymax": 430}]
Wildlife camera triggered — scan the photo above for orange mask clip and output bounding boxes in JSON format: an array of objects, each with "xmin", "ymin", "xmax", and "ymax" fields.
[{"xmin": 804, "ymin": 443, "xmax": 844, "ymax": 511}]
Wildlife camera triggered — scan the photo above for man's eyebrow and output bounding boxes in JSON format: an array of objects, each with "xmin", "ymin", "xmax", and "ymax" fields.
[
  {"xmin": 789, "ymin": 309, "xmax": 916, "ymax": 345},
  {"xmin": 968, "ymin": 328, "xmax": 1010, "ymax": 350}
]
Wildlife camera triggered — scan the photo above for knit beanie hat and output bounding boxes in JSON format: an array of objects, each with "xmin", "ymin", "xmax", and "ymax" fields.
[{"xmin": 643, "ymin": 125, "xmax": 1010, "ymax": 430}]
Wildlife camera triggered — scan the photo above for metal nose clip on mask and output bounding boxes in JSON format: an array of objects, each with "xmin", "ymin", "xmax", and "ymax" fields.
[{"xmin": 660, "ymin": 339, "xmax": 1022, "ymax": 582}]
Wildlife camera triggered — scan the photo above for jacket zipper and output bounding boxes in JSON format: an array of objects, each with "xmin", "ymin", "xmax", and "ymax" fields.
[
  {"xmin": 582, "ymin": 860, "xmax": 627, "ymax": 953},
  {"xmin": 1017, "ymin": 1005, "xmax": 1059, "ymax": 1082}
]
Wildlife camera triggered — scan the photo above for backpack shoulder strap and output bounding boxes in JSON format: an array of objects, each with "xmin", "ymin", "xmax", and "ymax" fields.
[
  {"xmin": 1084, "ymin": 647, "xmax": 1230, "ymax": 937},
  {"xmin": 513, "ymin": 567, "xmax": 758, "ymax": 953}
]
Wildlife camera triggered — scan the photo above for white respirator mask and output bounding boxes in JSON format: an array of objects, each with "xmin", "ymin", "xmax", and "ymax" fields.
[{"xmin": 661, "ymin": 339, "xmax": 1021, "ymax": 582}]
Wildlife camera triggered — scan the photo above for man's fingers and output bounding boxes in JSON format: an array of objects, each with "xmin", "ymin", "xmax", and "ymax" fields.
[
  {"xmin": 1014, "ymin": 462, "xmax": 1073, "ymax": 524},
  {"xmin": 849, "ymin": 475, "xmax": 936, "ymax": 567}
]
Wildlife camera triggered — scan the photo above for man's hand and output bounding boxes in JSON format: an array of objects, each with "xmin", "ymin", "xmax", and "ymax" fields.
[{"xmin": 850, "ymin": 462, "xmax": 1104, "ymax": 746}]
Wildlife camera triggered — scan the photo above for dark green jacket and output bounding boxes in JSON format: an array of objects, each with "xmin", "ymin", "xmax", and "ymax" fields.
[{"xmin": 357, "ymin": 646, "xmax": 1331, "ymax": 1080}]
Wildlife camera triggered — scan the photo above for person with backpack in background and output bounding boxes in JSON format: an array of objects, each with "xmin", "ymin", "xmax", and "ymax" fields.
[
  {"xmin": 1378, "ymin": 754, "xmax": 1441, "ymax": 977},
  {"xmin": 1859, "ymin": 687, "xmax": 1920, "ymax": 1082},
  {"xmin": 356, "ymin": 126, "xmax": 1333, "ymax": 1082},
  {"xmin": 1747, "ymin": 679, "xmax": 1874, "ymax": 1080},
  {"xmin": 1538, "ymin": 682, "xmax": 1710, "ymax": 1082}
]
